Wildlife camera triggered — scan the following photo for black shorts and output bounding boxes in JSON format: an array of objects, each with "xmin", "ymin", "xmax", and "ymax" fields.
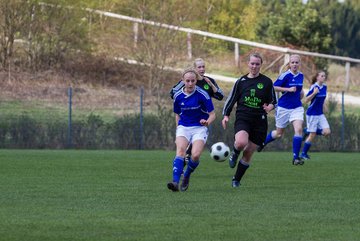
[{"xmin": 234, "ymin": 114, "xmax": 268, "ymax": 146}]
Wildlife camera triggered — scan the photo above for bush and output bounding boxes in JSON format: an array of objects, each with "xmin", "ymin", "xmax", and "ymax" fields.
[{"xmin": 0, "ymin": 112, "xmax": 358, "ymax": 151}]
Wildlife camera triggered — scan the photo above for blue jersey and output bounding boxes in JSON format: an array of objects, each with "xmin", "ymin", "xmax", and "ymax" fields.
[
  {"xmin": 274, "ymin": 69, "xmax": 304, "ymax": 109},
  {"xmin": 173, "ymin": 86, "xmax": 214, "ymax": 127},
  {"xmin": 306, "ymin": 83, "xmax": 327, "ymax": 116}
]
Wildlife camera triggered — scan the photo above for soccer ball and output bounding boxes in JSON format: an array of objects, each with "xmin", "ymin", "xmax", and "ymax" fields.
[{"xmin": 210, "ymin": 142, "xmax": 230, "ymax": 162}]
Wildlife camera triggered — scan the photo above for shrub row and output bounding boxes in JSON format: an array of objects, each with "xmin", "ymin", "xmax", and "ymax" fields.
[{"xmin": 0, "ymin": 111, "xmax": 359, "ymax": 151}]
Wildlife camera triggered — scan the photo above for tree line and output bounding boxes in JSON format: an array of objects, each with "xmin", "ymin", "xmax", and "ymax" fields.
[{"xmin": 1, "ymin": 0, "xmax": 359, "ymax": 72}]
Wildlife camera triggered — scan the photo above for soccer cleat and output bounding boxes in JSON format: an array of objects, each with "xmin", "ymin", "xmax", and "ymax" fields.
[
  {"xmin": 231, "ymin": 179, "xmax": 240, "ymax": 188},
  {"xmin": 300, "ymin": 153, "xmax": 310, "ymax": 160},
  {"xmin": 292, "ymin": 158, "xmax": 304, "ymax": 165},
  {"xmin": 257, "ymin": 144, "xmax": 265, "ymax": 152},
  {"xmin": 228, "ymin": 151, "xmax": 239, "ymax": 168},
  {"xmin": 167, "ymin": 182, "xmax": 179, "ymax": 192},
  {"xmin": 180, "ymin": 177, "xmax": 190, "ymax": 191}
]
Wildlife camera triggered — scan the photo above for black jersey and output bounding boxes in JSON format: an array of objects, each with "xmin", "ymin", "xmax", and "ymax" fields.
[
  {"xmin": 223, "ymin": 73, "xmax": 277, "ymax": 118},
  {"xmin": 170, "ymin": 76, "xmax": 224, "ymax": 101}
]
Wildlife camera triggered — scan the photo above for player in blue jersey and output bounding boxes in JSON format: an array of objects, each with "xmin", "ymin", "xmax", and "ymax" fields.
[
  {"xmin": 300, "ymin": 71, "xmax": 331, "ymax": 160},
  {"xmin": 170, "ymin": 58, "xmax": 224, "ymax": 165},
  {"xmin": 258, "ymin": 54, "xmax": 305, "ymax": 165},
  {"xmin": 222, "ymin": 53, "xmax": 276, "ymax": 187},
  {"xmin": 167, "ymin": 68, "xmax": 216, "ymax": 192}
]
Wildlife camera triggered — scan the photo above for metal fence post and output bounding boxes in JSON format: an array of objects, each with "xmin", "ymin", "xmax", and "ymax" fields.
[
  {"xmin": 341, "ymin": 91, "xmax": 345, "ymax": 151},
  {"xmin": 235, "ymin": 42, "xmax": 240, "ymax": 68},
  {"xmin": 139, "ymin": 87, "xmax": 144, "ymax": 149},
  {"xmin": 68, "ymin": 87, "xmax": 73, "ymax": 148},
  {"xmin": 187, "ymin": 32, "xmax": 192, "ymax": 60},
  {"xmin": 345, "ymin": 62, "xmax": 350, "ymax": 91},
  {"xmin": 133, "ymin": 22, "xmax": 138, "ymax": 48}
]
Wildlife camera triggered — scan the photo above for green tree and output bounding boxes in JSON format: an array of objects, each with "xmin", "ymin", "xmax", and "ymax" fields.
[
  {"xmin": 257, "ymin": 0, "xmax": 332, "ymax": 68},
  {"xmin": 204, "ymin": 0, "xmax": 265, "ymax": 51},
  {"xmin": 312, "ymin": 0, "xmax": 360, "ymax": 58},
  {"xmin": 260, "ymin": 0, "xmax": 331, "ymax": 52},
  {"xmin": 0, "ymin": 0, "xmax": 30, "ymax": 68},
  {"xmin": 26, "ymin": 1, "xmax": 92, "ymax": 69},
  {"xmin": 0, "ymin": 0, "xmax": 92, "ymax": 70},
  {"xmin": 347, "ymin": 0, "xmax": 360, "ymax": 10},
  {"xmin": 99, "ymin": 0, "xmax": 205, "ymax": 91}
]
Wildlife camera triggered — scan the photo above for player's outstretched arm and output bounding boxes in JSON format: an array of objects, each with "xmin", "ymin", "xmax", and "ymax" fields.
[
  {"xmin": 200, "ymin": 111, "xmax": 216, "ymax": 127},
  {"xmin": 222, "ymin": 116, "xmax": 229, "ymax": 130}
]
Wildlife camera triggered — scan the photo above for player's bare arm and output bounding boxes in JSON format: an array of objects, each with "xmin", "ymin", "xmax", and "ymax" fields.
[
  {"xmin": 221, "ymin": 115, "xmax": 229, "ymax": 130},
  {"xmin": 200, "ymin": 111, "xmax": 216, "ymax": 127},
  {"xmin": 175, "ymin": 114, "xmax": 180, "ymax": 127},
  {"xmin": 304, "ymin": 87, "xmax": 319, "ymax": 103},
  {"xmin": 263, "ymin": 103, "xmax": 274, "ymax": 113},
  {"xmin": 274, "ymin": 86, "xmax": 296, "ymax": 92}
]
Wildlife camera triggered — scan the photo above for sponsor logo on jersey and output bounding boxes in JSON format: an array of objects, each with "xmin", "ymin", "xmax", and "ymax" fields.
[
  {"xmin": 250, "ymin": 89, "xmax": 256, "ymax": 97},
  {"xmin": 244, "ymin": 89, "xmax": 261, "ymax": 108}
]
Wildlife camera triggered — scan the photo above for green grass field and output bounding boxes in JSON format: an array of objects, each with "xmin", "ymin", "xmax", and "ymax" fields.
[{"xmin": 0, "ymin": 150, "xmax": 359, "ymax": 241}]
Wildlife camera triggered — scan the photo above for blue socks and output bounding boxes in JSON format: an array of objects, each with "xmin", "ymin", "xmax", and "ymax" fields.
[
  {"xmin": 304, "ymin": 128, "xmax": 309, "ymax": 135},
  {"xmin": 172, "ymin": 156, "xmax": 184, "ymax": 183},
  {"xmin": 316, "ymin": 129, "xmax": 323, "ymax": 135},
  {"xmin": 184, "ymin": 158, "xmax": 199, "ymax": 178},
  {"xmin": 264, "ymin": 131, "xmax": 275, "ymax": 145},
  {"xmin": 293, "ymin": 135, "xmax": 302, "ymax": 159},
  {"xmin": 304, "ymin": 128, "xmax": 323, "ymax": 136},
  {"xmin": 263, "ymin": 131, "xmax": 312, "ymax": 159},
  {"xmin": 302, "ymin": 142, "xmax": 312, "ymax": 155}
]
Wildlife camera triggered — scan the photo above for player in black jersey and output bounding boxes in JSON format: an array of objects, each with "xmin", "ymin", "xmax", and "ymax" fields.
[
  {"xmin": 170, "ymin": 58, "xmax": 224, "ymax": 100},
  {"xmin": 170, "ymin": 58, "xmax": 224, "ymax": 165},
  {"xmin": 222, "ymin": 53, "xmax": 277, "ymax": 188}
]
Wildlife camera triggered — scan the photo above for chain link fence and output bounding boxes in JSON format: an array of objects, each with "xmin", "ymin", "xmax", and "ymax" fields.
[{"xmin": 0, "ymin": 80, "xmax": 359, "ymax": 152}]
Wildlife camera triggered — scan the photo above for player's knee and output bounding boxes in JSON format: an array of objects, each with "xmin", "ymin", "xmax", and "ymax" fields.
[
  {"xmin": 235, "ymin": 140, "xmax": 248, "ymax": 149},
  {"xmin": 176, "ymin": 148, "xmax": 187, "ymax": 157},
  {"xmin": 274, "ymin": 132, "xmax": 283, "ymax": 139},
  {"xmin": 191, "ymin": 152, "xmax": 201, "ymax": 160},
  {"xmin": 323, "ymin": 129, "xmax": 331, "ymax": 136}
]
